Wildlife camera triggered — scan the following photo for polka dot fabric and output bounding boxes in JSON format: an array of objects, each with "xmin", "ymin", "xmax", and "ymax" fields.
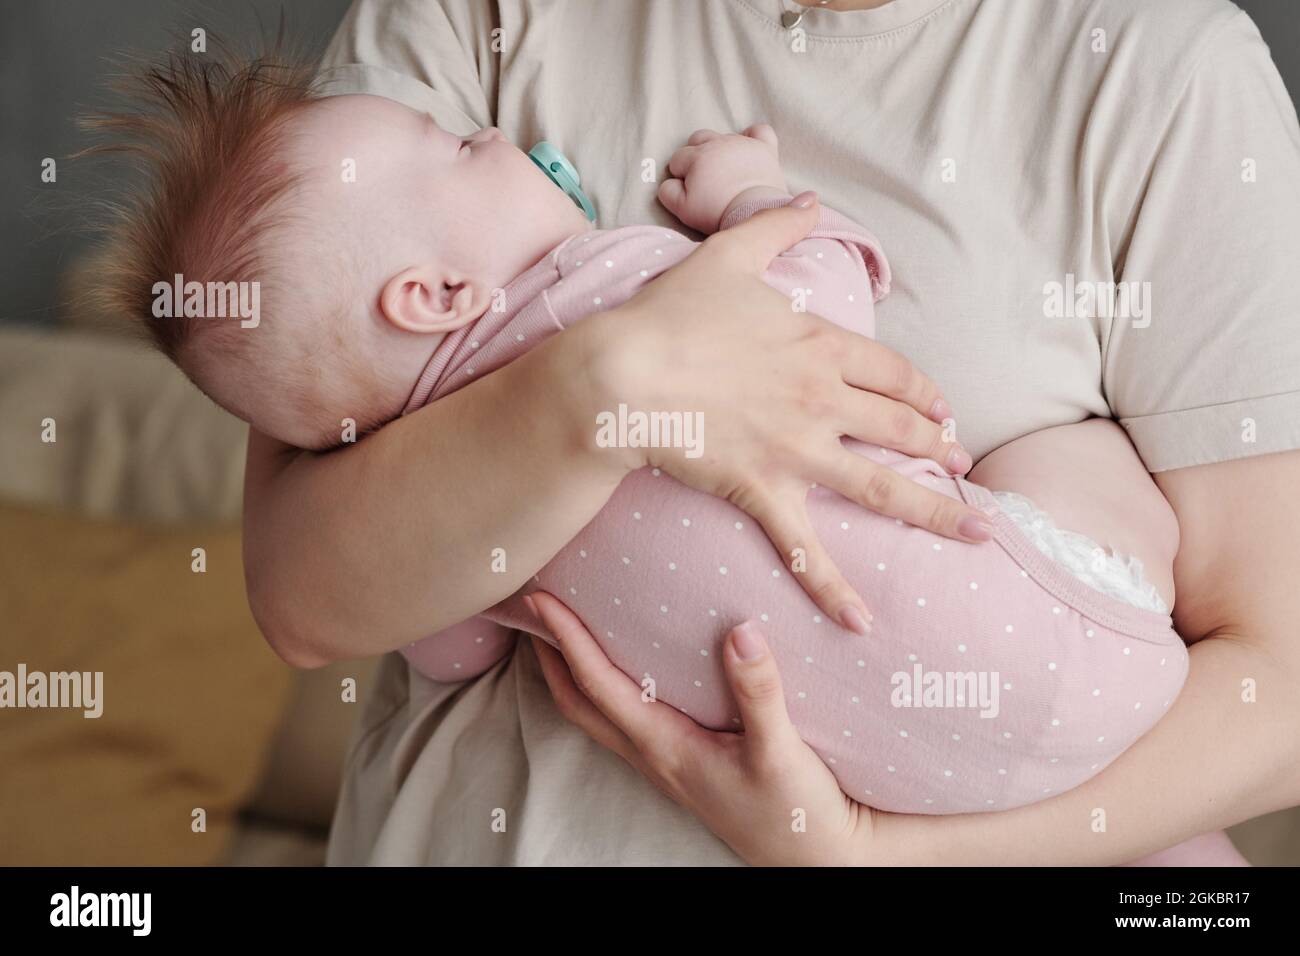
[{"xmin": 397, "ymin": 201, "xmax": 1189, "ymax": 814}]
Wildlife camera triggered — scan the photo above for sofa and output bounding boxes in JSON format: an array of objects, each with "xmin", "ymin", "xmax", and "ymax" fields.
[{"xmin": 0, "ymin": 323, "xmax": 374, "ymax": 865}]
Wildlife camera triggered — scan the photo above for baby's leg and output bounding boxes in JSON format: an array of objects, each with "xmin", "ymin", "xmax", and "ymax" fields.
[
  {"xmin": 967, "ymin": 418, "xmax": 1180, "ymax": 609},
  {"xmin": 973, "ymin": 419, "xmax": 1217, "ymax": 859}
]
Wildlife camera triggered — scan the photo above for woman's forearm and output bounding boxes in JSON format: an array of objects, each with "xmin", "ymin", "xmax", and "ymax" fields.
[
  {"xmin": 244, "ymin": 202, "xmax": 988, "ymax": 667},
  {"xmin": 243, "ymin": 315, "xmax": 630, "ymax": 667}
]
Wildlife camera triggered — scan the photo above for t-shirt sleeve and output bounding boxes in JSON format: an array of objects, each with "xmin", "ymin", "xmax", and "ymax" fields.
[
  {"xmin": 313, "ymin": 0, "xmax": 500, "ymax": 136},
  {"xmin": 1103, "ymin": 10, "xmax": 1300, "ymax": 473}
]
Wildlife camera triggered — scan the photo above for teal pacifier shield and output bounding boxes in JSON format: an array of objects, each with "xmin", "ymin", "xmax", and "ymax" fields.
[{"xmin": 528, "ymin": 141, "xmax": 596, "ymax": 222}]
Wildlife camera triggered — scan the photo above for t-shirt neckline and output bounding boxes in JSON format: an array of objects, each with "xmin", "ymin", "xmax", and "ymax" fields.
[{"xmin": 732, "ymin": 0, "xmax": 961, "ymax": 39}]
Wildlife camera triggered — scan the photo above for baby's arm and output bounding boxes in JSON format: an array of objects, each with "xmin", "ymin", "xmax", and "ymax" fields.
[{"xmin": 658, "ymin": 126, "xmax": 889, "ymax": 335}]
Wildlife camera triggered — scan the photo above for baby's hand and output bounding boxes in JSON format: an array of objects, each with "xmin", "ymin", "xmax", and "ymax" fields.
[{"xmin": 658, "ymin": 124, "xmax": 789, "ymax": 234}]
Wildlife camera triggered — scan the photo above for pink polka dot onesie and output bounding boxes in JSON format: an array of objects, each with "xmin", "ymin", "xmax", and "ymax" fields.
[{"xmin": 396, "ymin": 197, "xmax": 1189, "ymax": 814}]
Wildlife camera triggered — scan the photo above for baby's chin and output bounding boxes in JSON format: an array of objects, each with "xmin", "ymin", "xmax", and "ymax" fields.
[
  {"xmin": 554, "ymin": 190, "xmax": 596, "ymax": 236},
  {"xmin": 254, "ymin": 407, "xmax": 341, "ymax": 451},
  {"xmin": 514, "ymin": 149, "xmax": 596, "ymax": 235},
  {"xmin": 496, "ymin": 187, "xmax": 593, "ymax": 275}
]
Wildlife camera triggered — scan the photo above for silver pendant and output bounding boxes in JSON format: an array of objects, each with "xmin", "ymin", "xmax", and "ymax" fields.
[{"xmin": 781, "ymin": 9, "xmax": 804, "ymax": 29}]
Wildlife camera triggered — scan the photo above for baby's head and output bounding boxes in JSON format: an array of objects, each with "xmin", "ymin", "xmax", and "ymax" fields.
[{"xmin": 89, "ymin": 49, "xmax": 590, "ymax": 448}]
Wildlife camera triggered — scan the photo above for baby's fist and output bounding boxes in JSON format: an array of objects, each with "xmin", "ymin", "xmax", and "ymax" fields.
[{"xmin": 658, "ymin": 124, "xmax": 788, "ymax": 233}]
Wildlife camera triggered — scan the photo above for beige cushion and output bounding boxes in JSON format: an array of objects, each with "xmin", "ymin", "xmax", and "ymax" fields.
[
  {"xmin": 0, "ymin": 327, "xmax": 381, "ymax": 836},
  {"xmin": 0, "ymin": 503, "xmax": 294, "ymax": 865},
  {"xmin": 0, "ymin": 327, "xmax": 247, "ymax": 523}
]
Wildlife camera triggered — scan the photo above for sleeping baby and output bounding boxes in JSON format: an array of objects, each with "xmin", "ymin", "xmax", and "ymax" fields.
[{"xmin": 102, "ymin": 59, "xmax": 1187, "ymax": 815}]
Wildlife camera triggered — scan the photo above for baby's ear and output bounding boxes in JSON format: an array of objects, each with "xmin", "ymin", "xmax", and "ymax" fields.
[{"xmin": 379, "ymin": 264, "xmax": 485, "ymax": 334}]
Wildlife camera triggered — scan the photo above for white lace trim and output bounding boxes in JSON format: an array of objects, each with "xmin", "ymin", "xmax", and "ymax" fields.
[{"xmin": 991, "ymin": 490, "xmax": 1169, "ymax": 615}]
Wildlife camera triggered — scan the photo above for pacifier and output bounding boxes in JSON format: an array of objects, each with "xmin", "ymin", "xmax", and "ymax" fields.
[{"xmin": 528, "ymin": 142, "xmax": 596, "ymax": 223}]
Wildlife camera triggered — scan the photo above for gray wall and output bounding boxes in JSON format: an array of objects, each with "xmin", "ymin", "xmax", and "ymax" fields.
[
  {"xmin": 0, "ymin": 0, "xmax": 353, "ymax": 326},
  {"xmin": 1245, "ymin": 0, "xmax": 1300, "ymax": 105},
  {"xmin": 2, "ymin": 0, "xmax": 1298, "ymax": 328}
]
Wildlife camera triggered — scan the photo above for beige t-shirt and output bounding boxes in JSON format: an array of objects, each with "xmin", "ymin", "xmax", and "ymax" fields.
[{"xmin": 318, "ymin": 0, "xmax": 1300, "ymax": 865}]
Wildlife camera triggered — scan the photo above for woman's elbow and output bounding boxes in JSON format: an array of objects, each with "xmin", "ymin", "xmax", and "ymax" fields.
[
  {"xmin": 267, "ymin": 628, "xmax": 333, "ymax": 671},
  {"xmin": 244, "ymin": 570, "xmax": 334, "ymax": 670}
]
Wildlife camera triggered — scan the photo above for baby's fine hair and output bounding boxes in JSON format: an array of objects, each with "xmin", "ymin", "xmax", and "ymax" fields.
[{"xmin": 78, "ymin": 35, "xmax": 347, "ymax": 442}]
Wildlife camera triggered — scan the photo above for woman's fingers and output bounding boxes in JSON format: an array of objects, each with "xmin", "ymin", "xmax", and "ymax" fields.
[
  {"xmin": 535, "ymin": 603, "xmax": 873, "ymax": 864},
  {"xmin": 702, "ymin": 192, "xmax": 820, "ymax": 272},
  {"xmin": 530, "ymin": 635, "xmax": 638, "ymax": 763},
  {"xmin": 744, "ymin": 486, "xmax": 872, "ymax": 634},
  {"xmin": 837, "ymin": 387, "xmax": 971, "ymax": 474},
  {"xmin": 815, "ymin": 451, "xmax": 994, "ymax": 543},
  {"xmin": 838, "ymin": 335, "xmax": 951, "ymax": 424},
  {"xmin": 687, "ymin": 128, "xmax": 721, "ymax": 145},
  {"xmin": 528, "ymin": 592, "xmax": 698, "ymax": 752},
  {"xmin": 532, "ymin": 635, "xmax": 687, "ymax": 804},
  {"xmin": 722, "ymin": 622, "xmax": 799, "ymax": 746}
]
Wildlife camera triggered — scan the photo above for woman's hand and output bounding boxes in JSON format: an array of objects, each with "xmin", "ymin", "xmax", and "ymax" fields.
[
  {"xmin": 526, "ymin": 591, "xmax": 884, "ymax": 866},
  {"xmin": 245, "ymin": 194, "xmax": 986, "ymax": 666},
  {"xmin": 582, "ymin": 194, "xmax": 992, "ymax": 630}
]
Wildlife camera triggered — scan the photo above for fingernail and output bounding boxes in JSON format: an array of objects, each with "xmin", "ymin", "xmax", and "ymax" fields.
[
  {"xmin": 946, "ymin": 446, "xmax": 973, "ymax": 474},
  {"xmin": 732, "ymin": 621, "xmax": 769, "ymax": 660},
  {"xmin": 839, "ymin": 605, "xmax": 872, "ymax": 636},
  {"xmin": 929, "ymin": 397, "xmax": 952, "ymax": 423},
  {"xmin": 522, "ymin": 593, "xmax": 539, "ymax": 619},
  {"xmin": 791, "ymin": 190, "xmax": 817, "ymax": 209},
  {"xmin": 958, "ymin": 515, "xmax": 995, "ymax": 541}
]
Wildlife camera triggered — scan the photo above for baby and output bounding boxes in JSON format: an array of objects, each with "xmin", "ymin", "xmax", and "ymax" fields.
[{"xmin": 101, "ymin": 57, "xmax": 1187, "ymax": 814}]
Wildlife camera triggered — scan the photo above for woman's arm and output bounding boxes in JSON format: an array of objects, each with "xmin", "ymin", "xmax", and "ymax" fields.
[
  {"xmin": 530, "ymin": 452, "xmax": 1300, "ymax": 865},
  {"xmin": 242, "ymin": 320, "xmax": 624, "ymax": 668},
  {"xmin": 245, "ymin": 201, "xmax": 993, "ymax": 668}
]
